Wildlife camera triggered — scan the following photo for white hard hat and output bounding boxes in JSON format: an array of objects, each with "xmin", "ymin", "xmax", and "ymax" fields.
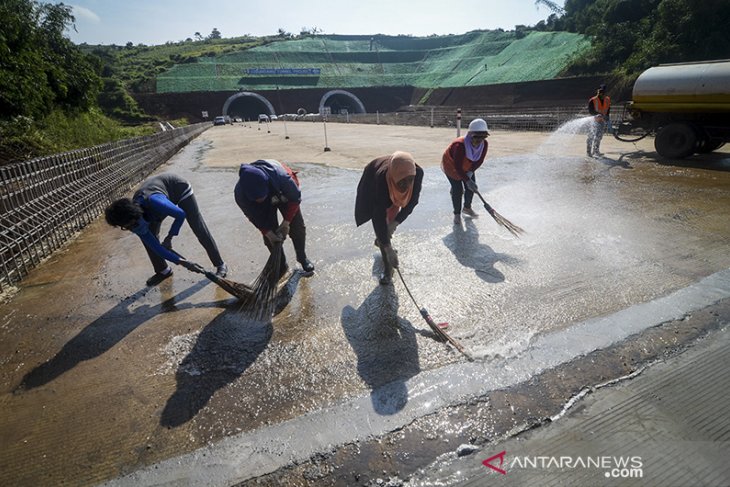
[{"xmin": 468, "ymin": 118, "xmax": 489, "ymax": 133}]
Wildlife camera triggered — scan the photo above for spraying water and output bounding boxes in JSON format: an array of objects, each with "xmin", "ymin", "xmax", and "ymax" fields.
[{"xmin": 538, "ymin": 116, "xmax": 595, "ymax": 157}]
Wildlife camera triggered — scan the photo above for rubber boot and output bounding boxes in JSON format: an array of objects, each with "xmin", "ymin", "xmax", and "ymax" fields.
[{"xmin": 378, "ymin": 244, "xmax": 394, "ymax": 285}]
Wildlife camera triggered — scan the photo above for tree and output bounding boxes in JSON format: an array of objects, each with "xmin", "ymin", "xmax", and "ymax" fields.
[
  {"xmin": 0, "ymin": 0, "xmax": 101, "ymax": 120},
  {"xmin": 207, "ymin": 27, "xmax": 221, "ymax": 40},
  {"xmin": 543, "ymin": 0, "xmax": 730, "ymax": 77},
  {"xmin": 534, "ymin": 0, "xmax": 564, "ymax": 15},
  {"xmin": 299, "ymin": 26, "xmax": 321, "ymax": 36},
  {"xmin": 194, "ymin": 32, "xmax": 203, "ymax": 41}
]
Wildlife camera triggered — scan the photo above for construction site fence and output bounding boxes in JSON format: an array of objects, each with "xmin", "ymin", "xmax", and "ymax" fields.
[
  {"xmin": 296, "ymin": 105, "xmax": 589, "ymax": 131},
  {"xmin": 0, "ymin": 123, "xmax": 210, "ymax": 291}
]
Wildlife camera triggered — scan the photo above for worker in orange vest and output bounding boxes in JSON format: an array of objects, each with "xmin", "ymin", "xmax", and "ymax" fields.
[{"xmin": 587, "ymin": 84, "xmax": 611, "ymax": 157}]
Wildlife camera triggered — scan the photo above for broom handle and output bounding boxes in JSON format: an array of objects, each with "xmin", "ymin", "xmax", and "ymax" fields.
[
  {"xmin": 474, "ymin": 189, "xmax": 496, "ymax": 215},
  {"xmin": 395, "ymin": 268, "xmax": 473, "ymax": 361},
  {"xmin": 168, "ymin": 249, "xmax": 206, "ymax": 274}
]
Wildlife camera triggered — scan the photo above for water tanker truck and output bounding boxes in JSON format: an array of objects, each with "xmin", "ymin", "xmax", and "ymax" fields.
[{"xmin": 614, "ymin": 60, "xmax": 730, "ymax": 159}]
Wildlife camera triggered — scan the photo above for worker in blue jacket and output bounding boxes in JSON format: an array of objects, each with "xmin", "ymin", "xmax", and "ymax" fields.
[
  {"xmin": 234, "ymin": 159, "xmax": 314, "ymax": 277},
  {"xmin": 105, "ymin": 173, "xmax": 228, "ymax": 286}
]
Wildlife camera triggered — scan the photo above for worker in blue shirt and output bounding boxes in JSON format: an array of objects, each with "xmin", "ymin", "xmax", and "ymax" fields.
[{"xmin": 105, "ymin": 173, "xmax": 228, "ymax": 286}]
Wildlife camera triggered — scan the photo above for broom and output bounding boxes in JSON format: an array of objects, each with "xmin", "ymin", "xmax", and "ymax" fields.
[
  {"xmin": 474, "ymin": 190, "xmax": 525, "ymax": 238},
  {"xmin": 395, "ymin": 267, "xmax": 473, "ymax": 361},
  {"xmin": 238, "ymin": 242, "xmax": 285, "ymax": 320},
  {"xmin": 171, "ymin": 250, "xmax": 254, "ymax": 300}
]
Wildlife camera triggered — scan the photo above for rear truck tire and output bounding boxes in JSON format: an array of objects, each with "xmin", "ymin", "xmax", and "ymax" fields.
[
  {"xmin": 696, "ymin": 138, "xmax": 725, "ymax": 154},
  {"xmin": 655, "ymin": 123, "xmax": 697, "ymax": 159}
]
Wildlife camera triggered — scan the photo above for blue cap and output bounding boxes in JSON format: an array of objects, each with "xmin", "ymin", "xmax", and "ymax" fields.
[{"xmin": 239, "ymin": 164, "xmax": 269, "ymax": 201}]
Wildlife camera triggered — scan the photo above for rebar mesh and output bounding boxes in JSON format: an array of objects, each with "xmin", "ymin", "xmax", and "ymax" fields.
[{"xmin": 0, "ymin": 123, "xmax": 210, "ymax": 291}]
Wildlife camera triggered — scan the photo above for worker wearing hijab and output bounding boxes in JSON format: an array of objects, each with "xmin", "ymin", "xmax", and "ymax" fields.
[
  {"xmin": 355, "ymin": 151, "xmax": 424, "ymax": 285},
  {"xmin": 441, "ymin": 118, "xmax": 489, "ymax": 224}
]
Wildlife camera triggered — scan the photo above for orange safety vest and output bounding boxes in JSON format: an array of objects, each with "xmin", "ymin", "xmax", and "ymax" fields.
[{"xmin": 590, "ymin": 95, "xmax": 611, "ymax": 116}]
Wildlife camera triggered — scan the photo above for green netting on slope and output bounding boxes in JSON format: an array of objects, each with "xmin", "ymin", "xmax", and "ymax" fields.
[
  {"xmin": 426, "ymin": 31, "xmax": 592, "ymax": 87},
  {"xmin": 156, "ymin": 31, "xmax": 590, "ymax": 93}
]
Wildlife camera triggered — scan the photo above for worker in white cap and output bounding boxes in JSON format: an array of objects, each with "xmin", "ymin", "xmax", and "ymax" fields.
[{"xmin": 441, "ymin": 118, "xmax": 489, "ymax": 224}]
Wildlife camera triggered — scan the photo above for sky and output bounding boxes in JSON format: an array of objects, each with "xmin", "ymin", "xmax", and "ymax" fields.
[{"xmin": 62, "ymin": 0, "xmax": 565, "ymax": 46}]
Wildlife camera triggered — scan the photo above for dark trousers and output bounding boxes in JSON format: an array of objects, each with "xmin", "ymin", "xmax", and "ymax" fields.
[
  {"xmin": 262, "ymin": 209, "xmax": 308, "ymax": 270},
  {"xmin": 142, "ymin": 194, "xmax": 224, "ymax": 273},
  {"xmin": 378, "ymin": 242, "xmax": 393, "ymax": 279},
  {"xmin": 446, "ymin": 173, "xmax": 476, "ymax": 214}
]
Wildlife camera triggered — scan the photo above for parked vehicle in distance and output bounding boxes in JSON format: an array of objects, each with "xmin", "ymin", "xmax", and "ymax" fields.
[
  {"xmin": 258, "ymin": 114, "xmax": 270, "ymax": 123},
  {"xmin": 213, "ymin": 116, "xmax": 227, "ymax": 126}
]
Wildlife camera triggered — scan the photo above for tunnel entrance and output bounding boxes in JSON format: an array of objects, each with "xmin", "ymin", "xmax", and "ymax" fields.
[
  {"xmin": 319, "ymin": 90, "xmax": 366, "ymax": 115},
  {"xmin": 222, "ymin": 92, "xmax": 276, "ymax": 121}
]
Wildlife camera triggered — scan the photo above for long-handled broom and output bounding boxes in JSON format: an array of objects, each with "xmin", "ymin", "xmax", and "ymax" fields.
[
  {"xmin": 395, "ymin": 267, "xmax": 473, "ymax": 361},
  {"xmin": 172, "ymin": 250, "xmax": 253, "ymax": 300},
  {"xmin": 474, "ymin": 190, "xmax": 525, "ymax": 238}
]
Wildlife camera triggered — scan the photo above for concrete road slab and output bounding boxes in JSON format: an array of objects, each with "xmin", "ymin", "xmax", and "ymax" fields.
[{"xmin": 1, "ymin": 123, "xmax": 729, "ymax": 486}]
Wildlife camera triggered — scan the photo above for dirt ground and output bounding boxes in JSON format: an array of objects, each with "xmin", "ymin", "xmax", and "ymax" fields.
[{"xmin": 197, "ymin": 120, "xmax": 659, "ymax": 169}]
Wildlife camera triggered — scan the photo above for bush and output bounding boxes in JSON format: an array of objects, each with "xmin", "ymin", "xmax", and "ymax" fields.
[{"xmin": 0, "ymin": 109, "xmax": 158, "ymax": 165}]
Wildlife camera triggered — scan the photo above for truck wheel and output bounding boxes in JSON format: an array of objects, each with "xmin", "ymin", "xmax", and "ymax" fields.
[
  {"xmin": 655, "ymin": 123, "xmax": 697, "ymax": 159},
  {"xmin": 696, "ymin": 138, "xmax": 725, "ymax": 154}
]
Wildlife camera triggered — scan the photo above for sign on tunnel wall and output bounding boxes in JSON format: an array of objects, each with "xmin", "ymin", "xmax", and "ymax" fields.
[{"xmin": 245, "ymin": 68, "xmax": 321, "ymax": 75}]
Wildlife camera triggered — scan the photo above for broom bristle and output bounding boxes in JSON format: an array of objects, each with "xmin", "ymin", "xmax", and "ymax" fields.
[
  {"xmin": 492, "ymin": 210, "xmax": 525, "ymax": 237},
  {"xmin": 238, "ymin": 243, "xmax": 284, "ymax": 320},
  {"xmin": 487, "ymin": 208, "xmax": 525, "ymax": 238},
  {"xmin": 479, "ymin": 194, "xmax": 525, "ymax": 238}
]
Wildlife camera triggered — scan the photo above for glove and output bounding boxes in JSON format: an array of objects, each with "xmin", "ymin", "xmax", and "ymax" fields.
[
  {"xmin": 387, "ymin": 220, "xmax": 399, "ymax": 238},
  {"xmin": 265, "ymin": 230, "xmax": 283, "ymax": 244},
  {"xmin": 162, "ymin": 235, "xmax": 174, "ymax": 250},
  {"xmin": 277, "ymin": 220, "xmax": 290, "ymax": 239},
  {"xmin": 383, "ymin": 244, "xmax": 399, "ymax": 269},
  {"xmin": 465, "ymin": 179, "xmax": 478, "ymax": 193},
  {"xmin": 178, "ymin": 259, "xmax": 201, "ymax": 273}
]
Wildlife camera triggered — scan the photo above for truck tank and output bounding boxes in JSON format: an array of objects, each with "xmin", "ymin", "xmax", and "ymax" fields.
[
  {"xmin": 631, "ymin": 60, "xmax": 730, "ymax": 113},
  {"xmin": 616, "ymin": 59, "xmax": 730, "ymax": 159}
]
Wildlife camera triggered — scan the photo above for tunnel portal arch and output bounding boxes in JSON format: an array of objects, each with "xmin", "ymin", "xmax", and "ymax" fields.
[
  {"xmin": 222, "ymin": 92, "xmax": 276, "ymax": 121},
  {"xmin": 319, "ymin": 90, "xmax": 366, "ymax": 115}
]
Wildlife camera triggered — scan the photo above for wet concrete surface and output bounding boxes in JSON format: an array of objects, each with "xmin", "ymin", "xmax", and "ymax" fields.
[
  {"xmin": 250, "ymin": 298, "xmax": 730, "ymax": 487},
  {"xmin": 1, "ymin": 123, "xmax": 729, "ymax": 485}
]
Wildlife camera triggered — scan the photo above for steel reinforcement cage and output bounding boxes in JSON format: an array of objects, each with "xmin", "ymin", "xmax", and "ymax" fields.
[{"xmin": 0, "ymin": 123, "xmax": 210, "ymax": 291}]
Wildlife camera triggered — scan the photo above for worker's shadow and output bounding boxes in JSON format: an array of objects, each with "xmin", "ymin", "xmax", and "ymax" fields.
[
  {"xmin": 443, "ymin": 218, "xmax": 515, "ymax": 283},
  {"xmin": 340, "ymin": 284, "xmax": 421, "ymax": 416},
  {"xmin": 15, "ymin": 280, "xmax": 211, "ymax": 392},
  {"xmin": 591, "ymin": 153, "xmax": 633, "ymax": 169},
  {"xmin": 160, "ymin": 272, "xmax": 302, "ymax": 427}
]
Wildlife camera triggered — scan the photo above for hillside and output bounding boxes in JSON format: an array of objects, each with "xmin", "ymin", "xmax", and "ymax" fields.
[{"xmin": 156, "ymin": 31, "xmax": 590, "ymax": 93}]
